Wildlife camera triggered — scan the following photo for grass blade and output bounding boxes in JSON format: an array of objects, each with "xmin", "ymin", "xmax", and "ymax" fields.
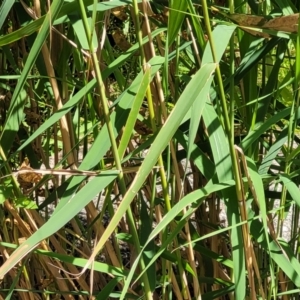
[
  {"xmin": 0, "ymin": 174, "xmax": 117, "ymax": 278},
  {"xmin": 82, "ymin": 62, "xmax": 217, "ymax": 278}
]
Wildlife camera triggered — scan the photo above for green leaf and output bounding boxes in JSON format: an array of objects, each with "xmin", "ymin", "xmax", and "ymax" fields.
[
  {"xmin": 0, "ymin": 0, "xmax": 15, "ymax": 30},
  {"xmin": 250, "ymin": 214, "xmax": 300, "ymax": 287},
  {"xmin": 36, "ymin": 249, "xmax": 127, "ymax": 277},
  {"xmin": 175, "ymin": 130, "xmax": 215, "ymax": 180},
  {"xmin": 168, "ymin": 0, "xmax": 188, "ymax": 45},
  {"xmin": 203, "ymin": 103, "xmax": 232, "ymax": 181},
  {"xmin": 52, "ymin": 56, "xmax": 165, "ymax": 217},
  {"xmin": 0, "ymin": 182, "xmax": 13, "ymax": 204},
  {"xmin": 279, "ymin": 174, "xmax": 300, "ymax": 208},
  {"xmin": 241, "ymin": 107, "xmax": 291, "ymax": 151},
  {"xmin": 15, "ymin": 197, "xmax": 38, "ymax": 210},
  {"xmin": 246, "ymin": 156, "xmax": 273, "ymax": 282},
  {"xmin": 0, "ymin": 174, "xmax": 117, "ymax": 278},
  {"xmin": 185, "ymin": 24, "xmax": 236, "ymax": 173},
  {"xmin": 259, "ymin": 128, "xmax": 288, "ymax": 175},
  {"xmin": 17, "ymin": 79, "xmax": 97, "ymax": 152},
  {"xmin": 87, "ymin": 0, "xmax": 142, "ymax": 11},
  {"xmin": 202, "ymin": 25, "xmax": 237, "ymax": 64},
  {"xmin": 91, "ymin": 63, "xmax": 216, "ymax": 279},
  {"xmin": 118, "ymin": 65, "xmax": 151, "ymax": 158},
  {"xmin": 124, "ymin": 179, "xmax": 238, "ymax": 297},
  {"xmin": 203, "ymin": 102, "xmax": 246, "ymax": 299},
  {"xmin": 0, "ymin": 0, "xmax": 64, "ymax": 155},
  {"xmin": 102, "ymin": 27, "xmax": 166, "ymax": 80},
  {"xmin": 95, "ymin": 278, "xmax": 121, "ymax": 299},
  {"xmin": 69, "ymin": 13, "xmax": 98, "ymax": 51},
  {"xmin": 0, "ymin": 0, "xmax": 139, "ymax": 47},
  {"xmin": 101, "ymin": 63, "xmax": 216, "ymax": 300}
]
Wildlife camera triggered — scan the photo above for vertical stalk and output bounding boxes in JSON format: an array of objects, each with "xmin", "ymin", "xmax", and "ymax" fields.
[
  {"xmin": 201, "ymin": 0, "xmax": 257, "ymax": 297},
  {"xmin": 228, "ymin": 1, "xmax": 235, "ymax": 299},
  {"xmin": 275, "ymin": 12, "xmax": 300, "ymax": 300},
  {"xmin": 201, "ymin": 0, "xmax": 240, "ymax": 187},
  {"xmin": 229, "ymin": 0, "xmax": 235, "ymax": 152},
  {"xmin": 77, "ymin": 1, "xmax": 152, "ymax": 298},
  {"xmin": 132, "ymin": 0, "xmax": 192, "ymax": 298}
]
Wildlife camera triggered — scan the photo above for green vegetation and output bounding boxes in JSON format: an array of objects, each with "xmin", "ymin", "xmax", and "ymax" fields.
[{"xmin": 0, "ymin": 0, "xmax": 300, "ymax": 299}]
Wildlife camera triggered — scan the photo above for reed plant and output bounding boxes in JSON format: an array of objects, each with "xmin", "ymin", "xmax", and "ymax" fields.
[{"xmin": 0, "ymin": 0, "xmax": 300, "ymax": 299}]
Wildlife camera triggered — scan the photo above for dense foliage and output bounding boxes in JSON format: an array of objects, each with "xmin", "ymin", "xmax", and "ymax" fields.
[{"xmin": 0, "ymin": 0, "xmax": 300, "ymax": 299}]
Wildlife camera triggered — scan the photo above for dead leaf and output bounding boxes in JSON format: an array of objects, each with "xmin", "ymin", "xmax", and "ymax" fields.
[
  {"xmin": 229, "ymin": 13, "xmax": 269, "ymax": 27},
  {"xmin": 150, "ymin": 7, "xmax": 169, "ymax": 24},
  {"xmin": 112, "ymin": 6, "xmax": 128, "ymax": 21},
  {"xmin": 262, "ymin": 14, "xmax": 298, "ymax": 33},
  {"xmin": 224, "ymin": 11, "xmax": 299, "ymax": 38},
  {"xmin": 24, "ymin": 108, "xmax": 41, "ymax": 126},
  {"xmin": 134, "ymin": 119, "xmax": 153, "ymax": 135},
  {"xmin": 17, "ymin": 158, "xmax": 43, "ymax": 186},
  {"xmin": 112, "ymin": 29, "xmax": 133, "ymax": 52}
]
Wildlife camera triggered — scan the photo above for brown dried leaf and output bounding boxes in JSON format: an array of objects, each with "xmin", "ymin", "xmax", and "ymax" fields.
[
  {"xmin": 24, "ymin": 108, "xmax": 41, "ymax": 126},
  {"xmin": 112, "ymin": 29, "xmax": 132, "ymax": 52},
  {"xmin": 262, "ymin": 14, "xmax": 298, "ymax": 33},
  {"xmin": 227, "ymin": 13, "xmax": 299, "ymax": 37},
  {"xmin": 229, "ymin": 13, "xmax": 268, "ymax": 27},
  {"xmin": 150, "ymin": 7, "xmax": 169, "ymax": 24},
  {"xmin": 112, "ymin": 6, "xmax": 127, "ymax": 21},
  {"xmin": 18, "ymin": 158, "xmax": 43, "ymax": 185},
  {"xmin": 134, "ymin": 119, "xmax": 153, "ymax": 135}
]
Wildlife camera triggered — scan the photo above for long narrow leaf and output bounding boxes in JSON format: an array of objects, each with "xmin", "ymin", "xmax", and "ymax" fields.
[
  {"xmin": 0, "ymin": 174, "xmax": 117, "ymax": 278},
  {"xmin": 0, "ymin": 0, "xmax": 64, "ymax": 155},
  {"xmin": 82, "ymin": 63, "xmax": 217, "ymax": 281}
]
